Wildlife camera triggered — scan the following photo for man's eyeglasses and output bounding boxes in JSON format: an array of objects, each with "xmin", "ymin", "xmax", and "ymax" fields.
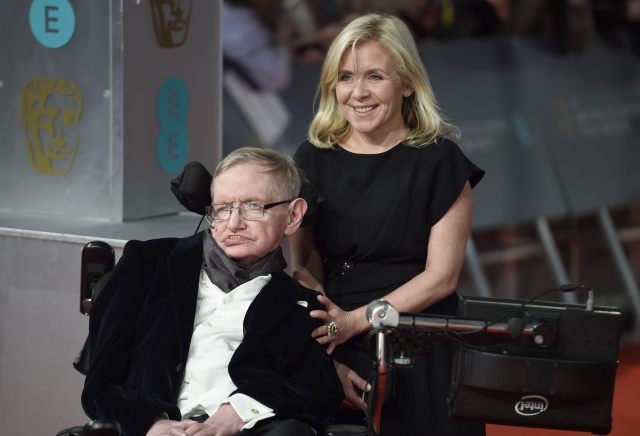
[{"xmin": 205, "ymin": 200, "xmax": 292, "ymax": 226}]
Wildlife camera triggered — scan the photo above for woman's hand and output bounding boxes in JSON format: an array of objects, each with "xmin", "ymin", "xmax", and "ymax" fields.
[
  {"xmin": 311, "ymin": 294, "xmax": 358, "ymax": 354},
  {"xmin": 334, "ymin": 361, "xmax": 371, "ymax": 410}
]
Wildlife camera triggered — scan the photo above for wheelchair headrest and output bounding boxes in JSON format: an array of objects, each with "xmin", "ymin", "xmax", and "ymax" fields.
[{"xmin": 170, "ymin": 161, "xmax": 213, "ymax": 215}]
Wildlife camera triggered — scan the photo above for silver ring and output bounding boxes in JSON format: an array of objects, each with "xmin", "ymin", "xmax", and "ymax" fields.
[{"xmin": 327, "ymin": 321, "xmax": 339, "ymax": 341}]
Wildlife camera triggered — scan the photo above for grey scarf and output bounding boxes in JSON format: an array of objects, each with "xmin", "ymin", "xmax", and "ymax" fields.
[{"xmin": 202, "ymin": 231, "xmax": 287, "ymax": 293}]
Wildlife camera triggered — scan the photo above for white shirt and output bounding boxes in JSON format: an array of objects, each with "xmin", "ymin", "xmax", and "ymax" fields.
[{"xmin": 177, "ymin": 269, "xmax": 275, "ymax": 428}]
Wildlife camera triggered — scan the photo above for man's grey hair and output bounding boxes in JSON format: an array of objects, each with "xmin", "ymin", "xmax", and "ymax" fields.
[{"xmin": 213, "ymin": 146, "xmax": 303, "ymax": 199}]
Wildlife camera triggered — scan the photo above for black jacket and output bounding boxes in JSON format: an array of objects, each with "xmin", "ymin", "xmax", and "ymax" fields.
[{"xmin": 81, "ymin": 232, "xmax": 343, "ymax": 436}]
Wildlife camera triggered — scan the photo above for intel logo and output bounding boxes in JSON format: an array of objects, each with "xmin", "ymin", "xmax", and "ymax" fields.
[{"xmin": 515, "ymin": 395, "xmax": 549, "ymax": 416}]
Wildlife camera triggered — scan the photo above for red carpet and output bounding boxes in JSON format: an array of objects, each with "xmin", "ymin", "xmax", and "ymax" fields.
[{"xmin": 488, "ymin": 342, "xmax": 640, "ymax": 436}]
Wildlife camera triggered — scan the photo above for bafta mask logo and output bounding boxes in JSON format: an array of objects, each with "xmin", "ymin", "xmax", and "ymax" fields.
[
  {"xmin": 22, "ymin": 77, "xmax": 83, "ymax": 175},
  {"xmin": 150, "ymin": 0, "xmax": 192, "ymax": 48}
]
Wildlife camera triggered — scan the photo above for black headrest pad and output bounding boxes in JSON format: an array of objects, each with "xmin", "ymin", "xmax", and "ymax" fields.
[{"xmin": 170, "ymin": 161, "xmax": 213, "ymax": 215}]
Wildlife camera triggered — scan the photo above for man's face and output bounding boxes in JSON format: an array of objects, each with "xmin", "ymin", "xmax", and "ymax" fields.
[
  {"xmin": 210, "ymin": 162, "xmax": 291, "ymax": 267},
  {"xmin": 22, "ymin": 77, "xmax": 82, "ymax": 175}
]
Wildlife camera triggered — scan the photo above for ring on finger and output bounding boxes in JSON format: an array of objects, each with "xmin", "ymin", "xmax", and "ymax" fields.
[{"xmin": 327, "ymin": 321, "xmax": 339, "ymax": 341}]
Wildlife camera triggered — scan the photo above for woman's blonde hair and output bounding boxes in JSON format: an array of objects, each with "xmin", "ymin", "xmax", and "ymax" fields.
[{"xmin": 308, "ymin": 13, "xmax": 458, "ymax": 149}]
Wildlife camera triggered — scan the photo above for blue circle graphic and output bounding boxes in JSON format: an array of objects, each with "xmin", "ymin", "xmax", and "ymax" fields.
[{"xmin": 29, "ymin": 0, "xmax": 76, "ymax": 49}]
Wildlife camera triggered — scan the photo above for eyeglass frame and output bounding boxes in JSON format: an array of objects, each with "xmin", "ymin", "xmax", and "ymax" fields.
[{"xmin": 204, "ymin": 199, "xmax": 293, "ymax": 226}]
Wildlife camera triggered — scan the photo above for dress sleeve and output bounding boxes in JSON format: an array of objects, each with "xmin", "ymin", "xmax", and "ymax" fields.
[
  {"xmin": 293, "ymin": 141, "xmax": 311, "ymax": 172},
  {"xmin": 429, "ymin": 139, "xmax": 484, "ymax": 225},
  {"xmin": 294, "ymin": 142, "xmax": 320, "ymax": 226}
]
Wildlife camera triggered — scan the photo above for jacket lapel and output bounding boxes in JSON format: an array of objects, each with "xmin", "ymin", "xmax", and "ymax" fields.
[
  {"xmin": 242, "ymin": 271, "xmax": 300, "ymax": 344},
  {"xmin": 165, "ymin": 236, "xmax": 305, "ymax": 359},
  {"xmin": 167, "ymin": 232, "xmax": 204, "ymax": 362}
]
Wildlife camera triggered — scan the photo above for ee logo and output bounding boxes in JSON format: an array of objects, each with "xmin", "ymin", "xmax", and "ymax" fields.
[
  {"xmin": 29, "ymin": 0, "xmax": 76, "ymax": 48},
  {"xmin": 156, "ymin": 77, "xmax": 190, "ymax": 174}
]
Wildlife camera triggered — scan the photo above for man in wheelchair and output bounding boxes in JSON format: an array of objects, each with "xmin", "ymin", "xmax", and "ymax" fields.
[{"xmin": 81, "ymin": 147, "xmax": 343, "ymax": 436}]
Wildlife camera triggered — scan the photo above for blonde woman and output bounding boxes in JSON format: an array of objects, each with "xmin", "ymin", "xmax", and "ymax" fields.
[{"xmin": 290, "ymin": 13, "xmax": 485, "ymax": 436}]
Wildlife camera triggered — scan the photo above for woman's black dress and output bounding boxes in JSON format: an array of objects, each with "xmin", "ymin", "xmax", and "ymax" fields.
[{"xmin": 294, "ymin": 138, "xmax": 485, "ymax": 436}]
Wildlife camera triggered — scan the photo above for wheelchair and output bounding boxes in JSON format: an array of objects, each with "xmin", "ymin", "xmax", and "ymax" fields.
[
  {"xmin": 57, "ymin": 162, "xmax": 368, "ymax": 436},
  {"xmin": 58, "ymin": 161, "xmax": 621, "ymax": 436}
]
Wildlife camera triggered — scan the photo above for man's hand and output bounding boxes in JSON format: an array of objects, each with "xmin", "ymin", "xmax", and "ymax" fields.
[
  {"xmin": 145, "ymin": 404, "xmax": 245, "ymax": 436},
  {"xmin": 181, "ymin": 404, "xmax": 244, "ymax": 436},
  {"xmin": 334, "ymin": 360, "xmax": 370, "ymax": 410},
  {"xmin": 146, "ymin": 418, "xmax": 198, "ymax": 436}
]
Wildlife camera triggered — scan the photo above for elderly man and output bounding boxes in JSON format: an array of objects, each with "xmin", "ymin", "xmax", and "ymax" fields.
[{"xmin": 81, "ymin": 147, "xmax": 343, "ymax": 436}]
